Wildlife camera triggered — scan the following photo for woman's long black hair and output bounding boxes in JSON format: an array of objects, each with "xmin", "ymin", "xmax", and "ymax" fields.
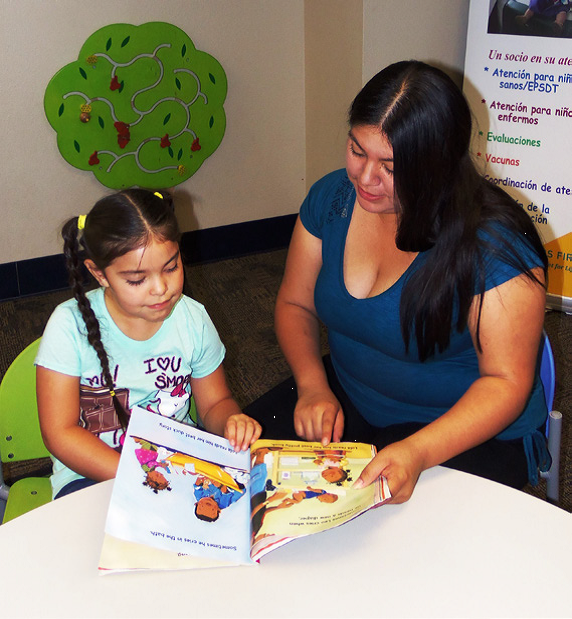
[
  {"xmin": 61, "ymin": 189, "xmax": 180, "ymax": 427},
  {"xmin": 349, "ymin": 61, "xmax": 547, "ymax": 361}
]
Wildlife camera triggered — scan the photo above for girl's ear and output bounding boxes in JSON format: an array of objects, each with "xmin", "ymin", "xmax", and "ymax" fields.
[{"xmin": 84, "ymin": 259, "xmax": 109, "ymax": 287}]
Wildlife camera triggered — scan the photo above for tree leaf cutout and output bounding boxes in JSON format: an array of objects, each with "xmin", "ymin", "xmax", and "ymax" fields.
[
  {"xmin": 175, "ymin": 78, "xmax": 181, "ymax": 90},
  {"xmin": 163, "ymin": 113, "xmax": 171, "ymax": 125},
  {"xmin": 74, "ymin": 140, "xmax": 81, "ymax": 153},
  {"xmin": 168, "ymin": 147, "xmax": 174, "ymax": 158},
  {"xmin": 177, "ymin": 148, "xmax": 183, "ymax": 161},
  {"xmin": 79, "ymin": 67, "xmax": 87, "ymax": 80},
  {"xmin": 209, "ymin": 116, "xmax": 214, "ymax": 128},
  {"xmin": 58, "ymin": 103, "xmax": 65, "ymax": 117},
  {"xmin": 209, "ymin": 73, "xmax": 216, "ymax": 85},
  {"xmin": 98, "ymin": 116, "xmax": 105, "ymax": 129},
  {"xmin": 106, "ymin": 38, "xmax": 112, "ymax": 51},
  {"xmin": 121, "ymin": 36, "xmax": 130, "ymax": 48}
]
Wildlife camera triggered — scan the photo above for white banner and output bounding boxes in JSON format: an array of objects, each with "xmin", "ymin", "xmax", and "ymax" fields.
[{"xmin": 463, "ymin": 0, "xmax": 572, "ymax": 312}]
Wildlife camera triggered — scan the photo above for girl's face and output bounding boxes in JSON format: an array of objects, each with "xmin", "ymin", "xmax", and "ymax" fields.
[
  {"xmin": 345, "ymin": 125, "xmax": 396, "ymax": 215},
  {"xmin": 86, "ymin": 238, "xmax": 184, "ymax": 335}
]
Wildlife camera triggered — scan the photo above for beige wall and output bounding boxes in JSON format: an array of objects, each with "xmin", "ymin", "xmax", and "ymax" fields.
[
  {"xmin": 363, "ymin": 0, "xmax": 470, "ymax": 86},
  {"xmin": 0, "ymin": 0, "xmax": 470, "ymax": 264},
  {"xmin": 0, "ymin": 0, "xmax": 306, "ymax": 263},
  {"xmin": 304, "ymin": 0, "xmax": 363, "ymax": 188},
  {"xmin": 304, "ymin": 0, "xmax": 470, "ymax": 191}
]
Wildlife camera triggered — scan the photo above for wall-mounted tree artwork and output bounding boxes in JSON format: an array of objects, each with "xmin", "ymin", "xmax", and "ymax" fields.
[{"xmin": 44, "ymin": 22, "xmax": 227, "ymax": 189}]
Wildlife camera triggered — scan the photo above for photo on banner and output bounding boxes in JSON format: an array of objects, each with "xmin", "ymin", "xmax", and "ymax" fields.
[{"xmin": 463, "ymin": 0, "xmax": 572, "ymax": 312}]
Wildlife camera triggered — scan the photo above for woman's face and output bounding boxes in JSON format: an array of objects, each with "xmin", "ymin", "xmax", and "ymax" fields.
[{"xmin": 345, "ymin": 125, "xmax": 396, "ymax": 215}]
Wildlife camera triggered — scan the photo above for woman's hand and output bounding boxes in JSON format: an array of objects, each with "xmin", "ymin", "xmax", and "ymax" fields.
[
  {"xmin": 224, "ymin": 414, "xmax": 262, "ymax": 452},
  {"xmin": 353, "ymin": 438, "xmax": 425, "ymax": 503},
  {"xmin": 293, "ymin": 389, "xmax": 344, "ymax": 445},
  {"xmin": 275, "ymin": 218, "xmax": 342, "ymax": 445}
]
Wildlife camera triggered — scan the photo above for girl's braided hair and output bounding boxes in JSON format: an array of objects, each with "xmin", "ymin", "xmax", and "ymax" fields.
[{"xmin": 61, "ymin": 189, "xmax": 180, "ymax": 427}]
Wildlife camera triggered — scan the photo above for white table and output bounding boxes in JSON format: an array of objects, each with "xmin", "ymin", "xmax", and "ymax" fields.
[{"xmin": 0, "ymin": 466, "xmax": 570, "ymax": 619}]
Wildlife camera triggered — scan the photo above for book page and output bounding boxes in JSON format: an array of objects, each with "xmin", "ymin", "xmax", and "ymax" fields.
[
  {"xmin": 102, "ymin": 408, "xmax": 254, "ymax": 569},
  {"xmin": 99, "ymin": 534, "xmax": 236, "ymax": 572},
  {"xmin": 249, "ymin": 440, "xmax": 390, "ymax": 561}
]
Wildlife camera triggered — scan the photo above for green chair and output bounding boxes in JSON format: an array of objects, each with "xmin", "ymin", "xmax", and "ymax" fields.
[
  {"xmin": 0, "ymin": 338, "xmax": 52, "ymax": 523},
  {"xmin": 189, "ymin": 394, "xmax": 198, "ymax": 425}
]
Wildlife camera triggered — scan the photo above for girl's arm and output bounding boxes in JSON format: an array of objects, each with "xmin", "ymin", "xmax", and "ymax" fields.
[
  {"xmin": 192, "ymin": 365, "xmax": 261, "ymax": 451},
  {"xmin": 274, "ymin": 217, "xmax": 344, "ymax": 444},
  {"xmin": 355, "ymin": 268, "xmax": 546, "ymax": 503},
  {"xmin": 36, "ymin": 366, "xmax": 120, "ymax": 481}
]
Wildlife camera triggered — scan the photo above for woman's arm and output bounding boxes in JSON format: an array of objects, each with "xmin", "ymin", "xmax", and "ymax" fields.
[
  {"xmin": 36, "ymin": 366, "xmax": 120, "ymax": 481},
  {"xmin": 275, "ymin": 217, "xmax": 344, "ymax": 444},
  {"xmin": 355, "ymin": 268, "xmax": 546, "ymax": 503},
  {"xmin": 192, "ymin": 365, "xmax": 261, "ymax": 451}
]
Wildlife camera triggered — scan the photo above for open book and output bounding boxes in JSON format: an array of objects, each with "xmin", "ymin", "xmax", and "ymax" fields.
[{"xmin": 99, "ymin": 407, "xmax": 391, "ymax": 573}]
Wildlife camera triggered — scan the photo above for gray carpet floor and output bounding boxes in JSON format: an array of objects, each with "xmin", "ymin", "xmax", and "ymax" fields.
[{"xmin": 1, "ymin": 249, "xmax": 570, "ymax": 511}]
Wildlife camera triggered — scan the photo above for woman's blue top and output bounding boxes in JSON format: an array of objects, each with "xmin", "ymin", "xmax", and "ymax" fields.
[{"xmin": 300, "ymin": 169, "xmax": 549, "ymax": 480}]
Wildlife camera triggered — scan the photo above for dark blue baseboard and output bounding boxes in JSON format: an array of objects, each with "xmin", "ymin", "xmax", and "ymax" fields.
[
  {"xmin": 0, "ymin": 213, "xmax": 296, "ymax": 301},
  {"xmin": 180, "ymin": 213, "xmax": 296, "ymax": 264}
]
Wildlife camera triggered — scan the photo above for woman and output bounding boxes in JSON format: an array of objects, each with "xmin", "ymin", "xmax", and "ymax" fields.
[{"xmin": 246, "ymin": 61, "xmax": 549, "ymax": 503}]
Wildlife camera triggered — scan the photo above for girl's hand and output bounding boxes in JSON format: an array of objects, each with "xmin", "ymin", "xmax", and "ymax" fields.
[
  {"xmin": 224, "ymin": 414, "xmax": 262, "ymax": 452},
  {"xmin": 353, "ymin": 439, "xmax": 425, "ymax": 504},
  {"xmin": 193, "ymin": 366, "xmax": 261, "ymax": 451},
  {"xmin": 293, "ymin": 389, "xmax": 345, "ymax": 446}
]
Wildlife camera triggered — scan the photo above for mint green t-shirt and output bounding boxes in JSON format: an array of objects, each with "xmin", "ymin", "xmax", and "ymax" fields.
[{"xmin": 35, "ymin": 288, "xmax": 225, "ymax": 498}]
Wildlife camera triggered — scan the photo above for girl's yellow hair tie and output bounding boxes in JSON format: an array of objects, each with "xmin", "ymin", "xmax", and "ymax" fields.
[
  {"xmin": 154, "ymin": 191, "xmax": 163, "ymax": 199},
  {"xmin": 77, "ymin": 214, "xmax": 87, "ymax": 230}
]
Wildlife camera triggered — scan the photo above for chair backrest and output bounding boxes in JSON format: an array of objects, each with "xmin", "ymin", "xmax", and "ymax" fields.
[
  {"xmin": 0, "ymin": 338, "xmax": 50, "ymax": 464},
  {"xmin": 538, "ymin": 330, "xmax": 555, "ymax": 413}
]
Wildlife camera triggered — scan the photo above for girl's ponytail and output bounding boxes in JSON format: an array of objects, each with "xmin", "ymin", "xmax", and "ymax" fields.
[{"xmin": 61, "ymin": 216, "xmax": 130, "ymax": 429}]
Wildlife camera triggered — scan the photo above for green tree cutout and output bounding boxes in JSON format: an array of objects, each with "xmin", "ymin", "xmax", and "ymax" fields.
[{"xmin": 44, "ymin": 22, "xmax": 227, "ymax": 189}]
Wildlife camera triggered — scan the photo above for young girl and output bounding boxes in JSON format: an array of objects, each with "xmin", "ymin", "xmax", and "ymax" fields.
[{"xmin": 36, "ymin": 189, "xmax": 261, "ymax": 499}]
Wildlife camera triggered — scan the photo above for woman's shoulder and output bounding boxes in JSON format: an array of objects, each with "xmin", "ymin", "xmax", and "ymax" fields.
[
  {"xmin": 301, "ymin": 169, "xmax": 354, "ymax": 236},
  {"xmin": 476, "ymin": 220, "xmax": 545, "ymax": 291},
  {"xmin": 478, "ymin": 219, "xmax": 543, "ymax": 260},
  {"xmin": 479, "ymin": 185, "xmax": 545, "ymax": 256},
  {"xmin": 308, "ymin": 169, "xmax": 352, "ymax": 197}
]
